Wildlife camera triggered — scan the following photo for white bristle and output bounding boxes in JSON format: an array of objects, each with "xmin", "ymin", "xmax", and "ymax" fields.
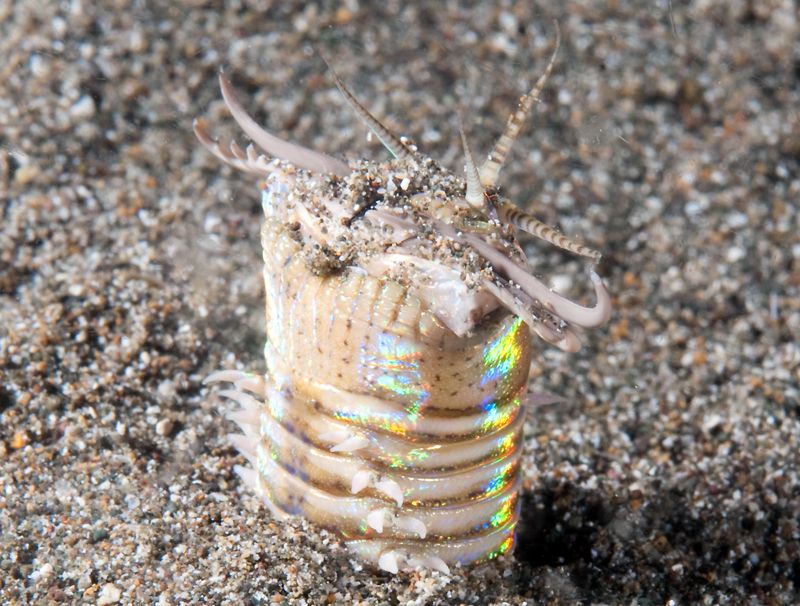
[{"xmin": 378, "ymin": 550, "xmax": 400, "ymax": 574}]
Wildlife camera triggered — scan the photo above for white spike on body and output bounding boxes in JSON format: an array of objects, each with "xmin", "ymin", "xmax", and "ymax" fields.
[
  {"xmin": 378, "ymin": 550, "xmax": 450, "ymax": 575},
  {"xmin": 350, "ymin": 472, "xmax": 405, "ymax": 507},
  {"xmin": 367, "ymin": 508, "xmax": 388, "ymax": 533},
  {"xmin": 378, "ymin": 550, "xmax": 401, "ymax": 574},
  {"xmin": 367, "ymin": 508, "xmax": 426, "ymax": 538},
  {"xmin": 318, "ymin": 430, "xmax": 352, "ymax": 444},
  {"xmin": 351, "ymin": 469, "xmax": 374, "ymax": 494},
  {"xmin": 329, "ymin": 434, "xmax": 370, "ymax": 453},
  {"xmin": 407, "ymin": 554, "xmax": 451, "ymax": 575},
  {"xmin": 227, "ymin": 408, "xmax": 260, "ymax": 432},
  {"xmin": 395, "ymin": 515, "xmax": 427, "ymax": 539},
  {"xmin": 375, "ymin": 479, "xmax": 404, "ymax": 507}
]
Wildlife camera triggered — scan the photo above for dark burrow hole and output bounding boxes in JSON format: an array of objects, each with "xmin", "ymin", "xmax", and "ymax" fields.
[{"xmin": 514, "ymin": 486, "xmax": 616, "ymax": 568}]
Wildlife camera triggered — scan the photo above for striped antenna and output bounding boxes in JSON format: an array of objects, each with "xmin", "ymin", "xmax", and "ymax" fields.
[
  {"xmin": 479, "ymin": 22, "xmax": 561, "ymax": 188},
  {"xmin": 320, "ymin": 55, "xmax": 418, "ymax": 161},
  {"xmin": 498, "ymin": 201, "xmax": 602, "ymax": 261}
]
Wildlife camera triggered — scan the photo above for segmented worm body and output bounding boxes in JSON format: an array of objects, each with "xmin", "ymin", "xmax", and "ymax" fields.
[{"xmin": 198, "ymin": 33, "xmax": 611, "ymax": 574}]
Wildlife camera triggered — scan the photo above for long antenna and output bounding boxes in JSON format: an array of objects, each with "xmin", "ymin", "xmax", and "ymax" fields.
[
  {"xmin": 479, "ymin": 22, "xmax": 561, "ymax": 188},
  {"xmin": 320, "ymin": 54, "xmax": 419, "ymax": 161}
]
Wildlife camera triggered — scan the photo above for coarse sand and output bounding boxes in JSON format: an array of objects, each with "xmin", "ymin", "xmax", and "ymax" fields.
[{"xmin": 1, "ymin": 2, "xmax": 798, "ymax": 604}]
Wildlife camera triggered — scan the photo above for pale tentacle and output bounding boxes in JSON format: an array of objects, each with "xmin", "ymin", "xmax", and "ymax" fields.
[
  {"xmin": 479, "ymin": 23, "xmax": 561, "ymax": 188},
  {"xmin": 478, "ymin": 277, "xmax": 538, "ymax": 333},
  {"xmin": 480, "ymin": 277, "xmax": 582, "ymax": 352},
  {"xmin": 459, "ymin": 229, "xmax": 611, "ymax": 328},
  {"xmin": 361, "ymin": 207, "xmax": 608, "ymax": 330},
  {"xmin": 218, "ymin": 72, "xmax": 350, "ymax": 176},
  {"xmin": 193, "ymin": 118, "xmax": 273, "ymax": 176},
  {"xmin": 498, "ymin": 201, "xmax": 602, "ymax": 261},
  {"xmin": 321, "ymin": 56, "xmax": 419, "ymax": 161},
  {"xmin": 414, "ymin": 214, "xmax": 610, "ymax": 328}
]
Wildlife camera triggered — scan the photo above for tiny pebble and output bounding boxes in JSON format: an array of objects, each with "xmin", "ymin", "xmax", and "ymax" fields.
[
  {"xmin": 70, "ymin": 95, "xmax": 97, "ymax": 120},
  {"xmin": 155, "ymin": 418, "xmax": 173, "ymax": 437},
  {"xmin": 14, "ymin": 164, "xmax": 41, "ymax": 185},
  {"xmin": 97, "ymin": 583, "xmax": 122, "ymax": 605}
]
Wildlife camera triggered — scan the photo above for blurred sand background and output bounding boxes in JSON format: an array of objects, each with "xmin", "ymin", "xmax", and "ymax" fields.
[{"xmin": 1, "ymin": 1, "xmax": 798, "ymax": 604}]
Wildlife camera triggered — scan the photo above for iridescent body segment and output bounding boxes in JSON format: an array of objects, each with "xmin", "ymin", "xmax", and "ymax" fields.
[{"xmin": 198, "ymin": 31, "xmax": 611, "ymax": 575}]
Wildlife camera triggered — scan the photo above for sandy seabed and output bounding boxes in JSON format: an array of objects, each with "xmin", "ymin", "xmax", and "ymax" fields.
[{"xmin": 1, "ymin": 1, "xmax": 798, "ymax": 604}]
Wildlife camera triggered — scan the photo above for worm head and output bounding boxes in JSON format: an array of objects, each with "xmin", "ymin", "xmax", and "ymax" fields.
[{"xmin": 195, "ymin": 29, "xmax": 610, "ymax": 344}]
